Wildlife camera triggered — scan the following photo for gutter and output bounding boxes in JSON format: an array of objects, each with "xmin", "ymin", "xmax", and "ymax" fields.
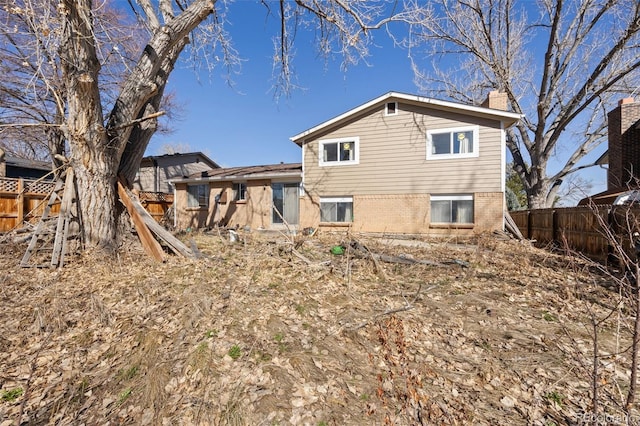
[{"xmin": 171, "ymin": 171, "xmax": 302, "ymax": 185}]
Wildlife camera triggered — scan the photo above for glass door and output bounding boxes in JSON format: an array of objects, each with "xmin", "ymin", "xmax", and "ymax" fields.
[{"xmin": 272, "ymin": 183, "xmax": 299, "ymax": 225}]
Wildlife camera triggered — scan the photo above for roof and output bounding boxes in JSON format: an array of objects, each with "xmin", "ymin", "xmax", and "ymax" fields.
[
  {"xmin": 172, "ymin": 162, "xmax": 302, "ymax": 184},
  {"xmin": 141, "ymin": 152, "xmax": 220, "ymax": 169},
  {"xmin": 290, "ymin": 91, "xmax": 523, "ymax": 145},
  {"xmin": 5, "ymin": 155, "xmax": 51, "ymax": 171}
]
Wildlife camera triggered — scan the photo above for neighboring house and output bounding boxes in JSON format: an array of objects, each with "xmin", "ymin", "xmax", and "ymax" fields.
[
  {"xmin": 134, "ymin": 152, "xmax": 219, "ymax": 193},
  {"xmin": 0, "ymin": 149, "xmax": 52, "ymax": 179},
  {"xmin": 172, "ymin": 163, "xmax": 302, "ymax": 230},
  {"xmin": 293, "ymin": 91, "xmax": 521, "ymax": 235},
  {"xmin": 579, "ymin": 97, "xmax": 640, "ymax": 205},
  {"xmin": 173, "ymin": 91, "xmax": 522, "ymax": 235}
]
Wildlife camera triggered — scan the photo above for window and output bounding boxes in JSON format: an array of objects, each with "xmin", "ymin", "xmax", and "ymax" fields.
[
  {"xmin": 430, "ymin": 195, "xmax": 474, "ymax": 224},
  {"xmin": 187, "ymin": 184, "xmax": 209, "ymax": 208},
  {"xmin": 320, "ymin": 197, "xmax": 353, "ymax": 223},
  {"xmin": 427, "ymin": 126, "xmax": 479, "ymax": 159},
  {"xmin": 233, "ymin": 182, "xmax": 246, "ymax": 201},
  {"xmin": 385, "ymin": 102, "xmax": 397, "ymax": 116},
  {"xmin": 319, "ymin": 137, "xmax": 359, "ymax": 166}
]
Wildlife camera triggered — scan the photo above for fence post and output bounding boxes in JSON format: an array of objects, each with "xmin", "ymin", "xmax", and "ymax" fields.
[{"xmin": 17, "ymin": 178, "xmax": 24, "ymax": 226}]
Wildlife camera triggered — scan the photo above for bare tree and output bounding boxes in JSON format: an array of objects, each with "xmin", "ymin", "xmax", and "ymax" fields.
[
  {"xmin": 2, "ymin": 0, "xmax": 415, "ymax": 252},
  {"xmin": 0, "ymin": 0, "xmax": 143, "ymax": 169},
  {"xmin": 406, "ymin": 0, "xmax": 640, "ymax": 208}
]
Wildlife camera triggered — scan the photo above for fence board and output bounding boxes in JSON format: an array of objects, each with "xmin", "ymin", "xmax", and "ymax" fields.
[
  {"xmin": 509, "ymin": 205, "xmax": 640, "ymax": 262},
  {"xmin": 0, "ymin": 178, "xmax": 173, "ymax": 232}
]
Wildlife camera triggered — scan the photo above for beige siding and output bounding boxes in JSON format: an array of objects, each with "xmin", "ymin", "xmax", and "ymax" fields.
[{"xmin": 302, "ymin": 102, "xmax": 504, "ymax": 197}]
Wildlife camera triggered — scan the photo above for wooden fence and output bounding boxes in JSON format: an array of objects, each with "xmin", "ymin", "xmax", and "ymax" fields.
[
  {"xmin": 510, "ymin": 205, "xmax": 640, "ymax": 261},
  {"xmin": 0, "ymin": 176, "xmax": 173, "ymax": 232}
]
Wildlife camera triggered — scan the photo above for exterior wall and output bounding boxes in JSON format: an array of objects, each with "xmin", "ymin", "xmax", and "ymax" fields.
[
  {"xmin": 174, "ymin": 182, "xmax": 211, "ymax": 230},
  {"xmin": 212, "ymin": 179, "xmax": 274, "ymax": 230},
  {"xmin": 175, "ymin": 178, "xmax": 301, "ymax": 231},
  {"xmin": 607, "ymin": 99, "xmax": 640, "ymax": 190},
  {"xmin": 299, "ymin": 101, "xmax": 505, "ymax": 235},
  {"xmin": 136, "ymin": 154, "xmax": 217, "ymax": 193},
  {"xmin": 302, "ymin": 102, "xmax": 505, "ymax": 196},
  {"xmin": 299, "ymin": 192, "xmax": 503, "ymax": 235}
]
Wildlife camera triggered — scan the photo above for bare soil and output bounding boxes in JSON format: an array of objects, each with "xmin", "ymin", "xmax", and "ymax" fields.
[{"xmin": 0, "ymin": 230, "xmax": 638, "ymax": 425}]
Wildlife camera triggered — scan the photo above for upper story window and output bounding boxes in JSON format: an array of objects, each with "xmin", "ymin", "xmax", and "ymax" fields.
[
  {"xmin": 426, "ymin": 126, "xmax": 479, "ymax": 160},
  {"xmin": 233, "ymin": 182, "xmax": 246, "ymax": 201},
  {"xmin": 385, "ymin": 102, "xmax": 398, "ymax": 116},
  {"xmin": 319, "ymin": 137, "xmax": 359, "ymax": 167},
  {"xmin": 187, "ymin": 184, "xmax": 209, "ymax": 208}
]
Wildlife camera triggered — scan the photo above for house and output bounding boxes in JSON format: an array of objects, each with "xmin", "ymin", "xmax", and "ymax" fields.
[
  {"xmin": 172, "ymin": 91, "xmax": 521, "ymax": 235},
  {"xmin": 134, "ymin": 152, "xmax": 219, "ymax": 193},
  {"xmin": 293, "ymin": 91, "xmax": 521, "ymax": 235},
  {"xmin": 0, "ymin": 148, "xmax": 52, "ymax": 180},
  {"xmin": 172, "ymin": 163, "xmax": 302, "ymax": 230},
  {"xmin": 578, "ymin": 97, "xmax": 640, "ymax": 205}
]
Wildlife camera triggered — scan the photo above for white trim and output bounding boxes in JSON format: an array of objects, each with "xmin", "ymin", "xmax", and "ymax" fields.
[
  {"xmin": 290, "ymin": 91, "xmax": 522, "ymax": 144},
  {"xmin": 431, "ymin": 194, "xmax": 473, "ymax": 201},
  {"xmin": 385, "ymin": 101, "xmax": 398, "ymax": 116},
  {"xmin": 319, "ymin": 137, "xmax": 360, "ymax": 167},
  {"xmin": 426, "ymin": 125, "xmax": 479, "ymax": 160},
  {"xmin": 320, "ymin": 196, "xmax": 353, "ymax": 203}
]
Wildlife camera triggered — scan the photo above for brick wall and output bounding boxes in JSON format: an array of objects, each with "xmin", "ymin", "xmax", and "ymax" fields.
[
  {"xmin": 608, "ymin": 98, "xmax": 640, "ymax": 190},
  {"xmin": 300, "ymin": 192, "xmax": 504, "ymax": 235}
]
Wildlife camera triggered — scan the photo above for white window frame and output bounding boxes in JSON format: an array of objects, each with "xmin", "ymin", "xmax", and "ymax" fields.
[
  {"xmin": 320, "ymin": 196, "xmax": 354, "ymax": 223},
  {"xmin": 319, "ymin": 137, "xmax": 359, "ymax": 167},
  {"xmin": 187, "ymin": 184, "xmax": 209, "ymax": 208},
  {"xmin": 385, "ymin": 102, "xmax": 398, "ymax": 116},
  {"xmin": 426, "ymin": 125, "xmax": 479, "ymax": 160},
  {"xmin": 233, "ymin": 182, "xmax": 247, "ymax": 201},
  {"xmin": 430, "ymin": 194, "xmax": 474, "ymax": 224}
]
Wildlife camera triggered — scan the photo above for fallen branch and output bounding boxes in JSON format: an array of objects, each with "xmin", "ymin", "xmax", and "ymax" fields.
[
  {"xmin": 348, "ymin": 240, "xmax": 469, "ymax": 268},
  {"xmin": 346, "ymin": 283, "xmax": 435, "ymax": 332}
]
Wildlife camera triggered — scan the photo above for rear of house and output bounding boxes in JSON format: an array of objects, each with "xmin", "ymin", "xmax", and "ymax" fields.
[
  {"xmin": 291, "ymin": 92, "xmax": 521, "ymax": 235},
  {"xmin": 172, "ymin": 163, "xmax": 302, "ymax": 231}
]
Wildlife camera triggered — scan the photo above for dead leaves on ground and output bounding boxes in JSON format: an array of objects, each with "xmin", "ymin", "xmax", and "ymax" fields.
[{"xmin": 0, "ymin": 231, "xmax": 637, "ymax": 425}]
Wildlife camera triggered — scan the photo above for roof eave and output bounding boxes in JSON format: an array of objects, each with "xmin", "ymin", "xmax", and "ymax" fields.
[
  {"xmin": 290, "ymin": 91, "xmax": 523, "ymax": 145},
  {"xmin": 171, "ymin": 171, "xmax": 302, "ymax": 185}
]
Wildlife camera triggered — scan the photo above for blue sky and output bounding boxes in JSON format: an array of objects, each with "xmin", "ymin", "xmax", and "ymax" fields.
[
  {"xmin": 148, "ymin": 1, "xmax": 418, "ymax": 166},
  {"xmin": 146, "ymin": 0, "xmax": 609, "ymax": 198}
]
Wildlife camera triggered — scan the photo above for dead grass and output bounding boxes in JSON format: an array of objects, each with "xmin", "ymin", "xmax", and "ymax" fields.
[{"xmin": 0, "ymin": 230, "xmax": 638, "ymax": 424}]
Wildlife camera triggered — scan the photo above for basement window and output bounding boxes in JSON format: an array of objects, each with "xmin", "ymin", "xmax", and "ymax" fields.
[
  {"xmin": 430, "ymin": 195, "xmax": 474, "ymax": 224},
  {"xmin": 320, "ymin": 197, "xmax": 353, "ymax": 223}
]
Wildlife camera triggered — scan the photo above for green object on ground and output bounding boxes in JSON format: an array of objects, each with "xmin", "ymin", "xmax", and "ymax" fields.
[{"xmin": 330, "ymin": 245, "xmax": 345, "ymax": 255}]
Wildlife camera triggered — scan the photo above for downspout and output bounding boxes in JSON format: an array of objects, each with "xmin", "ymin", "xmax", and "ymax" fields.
[
  {"xmin": 172, "ymin": 182, "xmax": 177, "ymax": 229},
  {"xmin": 153, "ymin": 158, "xmax": 159, "ymax": 193}
]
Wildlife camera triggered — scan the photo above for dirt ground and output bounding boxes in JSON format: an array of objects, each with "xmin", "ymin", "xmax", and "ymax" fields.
[{"xmin": 1, "ymin": 230, "xmax": 639, "ymax": 425}]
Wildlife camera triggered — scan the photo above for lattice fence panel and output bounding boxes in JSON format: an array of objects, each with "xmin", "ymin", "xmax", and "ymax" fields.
[{"xmin": 0, "ymin": 177, "xmax": 19, "ymax": 193}]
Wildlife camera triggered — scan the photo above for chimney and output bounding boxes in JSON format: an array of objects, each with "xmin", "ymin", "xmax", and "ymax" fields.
[
  {"xmin": 481, "ymin": 90, "xmax": 508, "ymax": 111},
  {"xmin": 607, "ymin": 97, "xmax": 640, "ymax": 190}
]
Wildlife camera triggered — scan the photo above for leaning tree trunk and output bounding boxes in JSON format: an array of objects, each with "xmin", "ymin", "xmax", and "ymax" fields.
[{"xmin": 59, "ymin": 0, "xmax": 120, "ymax": 250}]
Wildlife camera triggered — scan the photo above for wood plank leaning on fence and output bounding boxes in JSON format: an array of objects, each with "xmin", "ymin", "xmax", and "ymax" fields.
[{"xmin": 7, "ymin": 166, "xmax": 199, "ymax": 267}]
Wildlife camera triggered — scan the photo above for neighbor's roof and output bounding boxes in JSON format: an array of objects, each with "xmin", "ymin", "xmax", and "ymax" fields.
[
  {"xmin": 141, "ymin": 151, "xmax": 220, "ymax": 169},
  {"xmin": 5, "ymin": 155, "xmax": 51, "ymax": 171},
  {"xmin": 290, "ymin": 91, "xmax": 523, "ymax": 145},
  {"xmin": 172, "ymin": 162, "xmax": 302, "ymax": 184}
]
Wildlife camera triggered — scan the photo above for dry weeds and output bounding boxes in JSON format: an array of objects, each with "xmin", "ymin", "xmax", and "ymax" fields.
[{"xmin": 0, "ymin": 230, "xmax": 638, "ymax": 425}]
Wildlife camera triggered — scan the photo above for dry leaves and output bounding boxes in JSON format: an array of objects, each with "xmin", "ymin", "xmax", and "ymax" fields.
[{"xmin": 0, "ymin": 231, "xmax": 638, "ymax": 424}]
